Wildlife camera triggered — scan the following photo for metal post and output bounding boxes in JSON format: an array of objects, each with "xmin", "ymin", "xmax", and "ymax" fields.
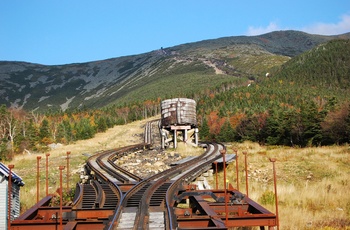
[
  {"xmin": 66, "ymin": 151, "xmax": 71, "ymax": 192},
  {"xmin": 173, "ymin": 130, "xmax": 177, "ymax": 148},
  {"xmin": 59, "ymin": 166, "xmax": 65, "ymax": 230},
  {"xmin": 243, "ymin": 151, "xmax": 249, "ymax": 197},
  {"xmin": 36, "ymin": 156, "xmax": 42, "ymax": 203},
  {"xmin": 161, "ymin": 130, "xmax": 165, "ymax": 149},
  {"xmin": 234, "ymin": 149, "xmax": 239, "ymax": 191},
  {"xmin": 194, "ymin": 128, "xmax": 198, "ymax": 146},
  {"xmin": 214, "ymin": 161, "xmax": 218, "ymax": 190},
  {"xmin": 8, "ymin": 164, "xmax": 14, "ymax": 230},
  {"xmin": 45, "ymin": 153, "xmax": 50, "ymax": 196},
  {"xmin": 270, "ymin": 158, "xmax": 279, "ymax": 230},
  {"xmin": 220, "ymin": 149, "xmax": 228, "ymax": 226}
]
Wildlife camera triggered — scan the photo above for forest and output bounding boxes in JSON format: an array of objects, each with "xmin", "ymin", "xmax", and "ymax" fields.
[{"xmin": 0, "ymin": 39, "xmax": 349, "ymax": 160}]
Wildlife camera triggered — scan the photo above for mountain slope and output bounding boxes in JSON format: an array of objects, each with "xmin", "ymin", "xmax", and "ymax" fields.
[
  {"xmin": 273, "ymin": 39, "xmax": 350, "ymax": 89},
  {"xmin": 1, "ymin": 30, "xmax": 349, "ymax": 111},
  {"xmin": 195, "ymin": 39, "xmax": 350, "ymax": 146}
]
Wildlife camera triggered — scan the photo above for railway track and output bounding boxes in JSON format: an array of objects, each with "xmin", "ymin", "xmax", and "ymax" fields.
[
  {"xmin": 73, "ymin": 144, "xmax": 147, "ymax": 211},
  {"xmin": 76, "ymin": 119, "xmax": 224, "ymax": 229},
  {"xmin": 11, "ymin": 118, "xmax": 277, "ymax": 229},
  {"xmin": 109, "ymin": 142, "xmax": 224, "ymax": 230}
]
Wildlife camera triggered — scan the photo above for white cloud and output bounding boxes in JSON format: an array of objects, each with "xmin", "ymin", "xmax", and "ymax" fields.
[
  {"xmin": 246, "ymin": 14, "xmax": 350, "ymax": 36},
  {"xmin": 246, "ymin": 22, "xmax": 280, "ymax": 36},
  {"xmin": 301, "ymin": 14, "xmax": 350, "ymax": 35}
]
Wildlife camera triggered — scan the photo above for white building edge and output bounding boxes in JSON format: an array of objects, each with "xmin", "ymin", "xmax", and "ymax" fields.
[{"xmin": 0, "ymin": 162, "xmax": 25, "ymax": 229}]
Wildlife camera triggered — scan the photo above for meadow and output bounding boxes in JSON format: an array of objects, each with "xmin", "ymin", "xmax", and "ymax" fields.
[{"xmin": 214, "ymin": 142, "xmax": 350, "ymax": 230}]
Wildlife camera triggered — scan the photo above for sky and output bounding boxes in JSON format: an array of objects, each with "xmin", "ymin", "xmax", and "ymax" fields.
[{"xmin": 1, "ymin": 0, "xmax": 350, "ymax": 65}]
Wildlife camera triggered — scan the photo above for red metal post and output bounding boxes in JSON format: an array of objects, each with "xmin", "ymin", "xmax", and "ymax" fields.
[
  {"xmin": 36, "ymin": 156, "xmax": 42, "ymax": 203},
  {"xmin": 66, "ymin": 151, "xmax": 70, "ymax": 192},
  {"xmin": 270, "ymin": 158, "xmax": 280, "ymax": 230},
  {"xmin": 59, "ymin": 166, "xmax": 65, "ymax": 230},
  {"xmin": 8, "ymin": 164, "xmax": 14, "ymax": 230},
  {"xmin": 220, "ymin": 149, "xmax": 228, "ymax": 226},
  {"xmin": 243, "ymin": 151, "xmax": 249, "ymax": 197},
  {"xmin": 234, "ymin": 149, "xmax": 239, "ymax": 190},
  {"xmin": 214, "ymin": 161, "xmax": 218, "ymax": 190},
  {"xmin": 45, "ymin": 153, "xmax": 50, "ymax": 196}
]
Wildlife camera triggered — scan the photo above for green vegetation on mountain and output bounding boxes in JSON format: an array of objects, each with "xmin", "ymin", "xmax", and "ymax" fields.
[
  {"xmin": 0, "ymin": 31, "xmax": 350, "ymax": 159},
  {"xmin": 197, "ymin": 39, "xmax": 350, "ymax": 146}
]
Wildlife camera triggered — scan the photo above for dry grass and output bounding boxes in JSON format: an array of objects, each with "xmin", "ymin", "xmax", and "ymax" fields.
[
  {"xmin": 167, "ymin": 142, "xmax": 204, "ymax": 157},
  {"xmin": 5, "ymin": 117, "xmax": 155, "ymax": 212},
  {"xmin": 211, "ymin": 141, "xmax": 350, "ymax": 230}
]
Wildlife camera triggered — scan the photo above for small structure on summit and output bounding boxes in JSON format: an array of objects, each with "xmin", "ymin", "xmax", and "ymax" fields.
[{"xmin": 160, "ymin": 98, "xmax": 198, "ymax": 148}]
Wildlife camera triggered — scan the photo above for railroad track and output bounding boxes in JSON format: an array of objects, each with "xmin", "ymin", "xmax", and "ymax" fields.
[
  {"xmin": 73, "ymin": 144, "xmax": 147, "ymax": 211},
  {"xmin": 11, "ymin": 118, "xmax": 277, "ymax": 229},
  {"xmin": 77, "ymin": 119, "xmax": 224, "ymax": 229},
  {"xmin": 106, "ymin": 142, "xmax": 224, "ymax": 230}
]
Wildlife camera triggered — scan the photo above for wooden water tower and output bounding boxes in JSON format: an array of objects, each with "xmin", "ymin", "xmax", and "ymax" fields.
[{"xmin": 160, "ymin": 98, "xmax": 198, "ymax": 148}]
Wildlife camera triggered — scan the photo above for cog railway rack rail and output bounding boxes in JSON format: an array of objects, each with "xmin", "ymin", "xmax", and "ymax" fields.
[{"xmin": 9, "ymin": 99, "xmax": 278, "ymax": 230}]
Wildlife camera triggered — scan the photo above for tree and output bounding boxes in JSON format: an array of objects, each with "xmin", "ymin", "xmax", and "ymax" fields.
[
  {"xmin": 74, "ymin": 118, "xmax": 95, "ymax": 140},
  {"xmin": 57, "ymin": 120, "xmax": 73, "ymax": 144},
  {"xmin": 96, "ymin": 116, "xmax": 108, "ymax": 132},
  {"xmin": 39, "ymin": 118, "xmax": 51, "ymax": 143},
  {"xmin": 217, "ymin": 120, "xmax": 236, "ymax": 142},
  {"xmin": 199, "ymin": 118, "xmax": 210, "ymax": 140},
  {"xmin": 6, "ymin": 109, "xmax": 18, "ymax": 156},
  {"xmin": 321, "ymin": 103, "xmax": 350, "ymax": 144}
]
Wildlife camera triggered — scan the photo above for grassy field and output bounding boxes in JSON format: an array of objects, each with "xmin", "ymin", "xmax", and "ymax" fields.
[
  {"xmin": 212, "ymin": 141, "xmax": 350, "ymax": 230},
  {"xmin": 4, "ymin": 119, "xmax": 350, "ymax": 229}
]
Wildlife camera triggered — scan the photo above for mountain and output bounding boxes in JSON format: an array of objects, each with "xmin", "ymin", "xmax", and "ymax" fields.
[{"xmin": 1, "ymin": 30, "xmax": 349, "ymax": 112}]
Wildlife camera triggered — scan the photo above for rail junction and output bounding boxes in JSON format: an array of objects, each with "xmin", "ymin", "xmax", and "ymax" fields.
[{"xmin": 10, "ymin": 99, "xmax": 278, "ymax": 230}]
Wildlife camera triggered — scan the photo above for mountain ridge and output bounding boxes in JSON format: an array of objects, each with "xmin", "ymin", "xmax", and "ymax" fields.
[{"xmin": 1, "ymin": 30, "xmax": 349, "ymax": 112}]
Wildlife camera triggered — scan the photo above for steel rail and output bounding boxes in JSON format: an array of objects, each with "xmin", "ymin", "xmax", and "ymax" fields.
[
  {"xmin": 109, "ymin": 142, "xmax": 223, "ymax": 229},
  {"xmin": 166, "ymin": 143, "xmax": 225, "ymax": 230},
  {"xmin": 75, "ymin": 144, "xmax": 147, "ymax": 212}
]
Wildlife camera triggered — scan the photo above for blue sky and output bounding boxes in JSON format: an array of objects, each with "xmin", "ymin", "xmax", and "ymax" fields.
[{"xmin": 1, "ymin": 1, "xmax": 350, "ymax": 65}]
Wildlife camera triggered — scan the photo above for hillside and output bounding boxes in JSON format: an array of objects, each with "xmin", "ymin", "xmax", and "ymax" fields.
[
  {"xmin": 1, "ymin": 30, "xmax": 348, "ymax": 112},
  {"xmin": 197, "ymin": 39, "xmax": 350, "ymax": 146},
  {"xmin": 273, "ymin": 39, "xmax": 350, "ymax": 89}
]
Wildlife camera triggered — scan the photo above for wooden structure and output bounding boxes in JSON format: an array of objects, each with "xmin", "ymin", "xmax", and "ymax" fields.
[{"xmin": 160, "ymin": 98, "xmax": 198, "ymax": 148}]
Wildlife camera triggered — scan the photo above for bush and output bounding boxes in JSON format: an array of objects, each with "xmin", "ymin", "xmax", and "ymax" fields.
[{"xmin": 259, "ymin": 190, "xmax": 275, "ymax": 205}]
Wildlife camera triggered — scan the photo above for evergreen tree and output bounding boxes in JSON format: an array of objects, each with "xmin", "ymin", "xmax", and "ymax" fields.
[
  {"xmin": 199, "ymin": 118, "xmax": 210, "ymax": 140},
  {"xmin": 96, "ymin": 116, "xmax": 108, "ymax": 132},
  {"xmin": 217, "ymin": 120, "xmax": 236, "ymax": 142},
  {"xmin": 39, "ymin": 118, "xmax": 51, "ymax": 142},
  {"xmin": 74, "ymin": 118, "xmax": 95, "ymax": 140},
  {"xmin": 57, "ymin": 120, "xmax": 73, "ymax": 144}
]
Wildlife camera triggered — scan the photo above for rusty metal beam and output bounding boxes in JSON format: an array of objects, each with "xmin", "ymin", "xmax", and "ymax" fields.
[
  {"xmin": 15, "ymin": 196, "xmax": 53, "ymax": 220},
  {"xmin": 175, "ymin": 188, "xmax": 277, "ymax": 229},
  {"xmin": 192, "ymin": 196, "xmax": 226, "ymax": 228}
]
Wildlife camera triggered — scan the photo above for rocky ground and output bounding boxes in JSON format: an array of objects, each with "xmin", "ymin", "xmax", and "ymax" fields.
[{"xmin": 115, "ymin": 147, "xmax": 184, "ymax": 178}]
